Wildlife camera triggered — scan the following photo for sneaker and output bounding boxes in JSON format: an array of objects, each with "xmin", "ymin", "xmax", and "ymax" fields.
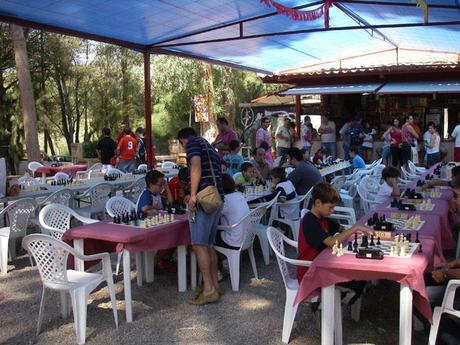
[{"xmin": 187, "ymin": 290, "xmax": 220, "ymax": 305}]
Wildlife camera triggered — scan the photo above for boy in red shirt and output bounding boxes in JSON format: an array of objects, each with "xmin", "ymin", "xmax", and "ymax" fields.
[
  {"xmin": 117, "ymin": 127, "xmax": 138, "ymax": 173},
  {"xmin": 297, "ymin": 182, "xmax": 373, "ymax": 286}
]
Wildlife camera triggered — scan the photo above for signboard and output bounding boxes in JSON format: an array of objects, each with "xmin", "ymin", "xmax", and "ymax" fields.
[{"xmin": 194, "ymin": 95, "xmax": 209, "ymax": 123}]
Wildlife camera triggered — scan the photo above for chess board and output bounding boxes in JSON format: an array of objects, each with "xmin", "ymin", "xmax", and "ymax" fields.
[
  {"xmin": 387, "ymin": 203, "xmax": 435, "ymax": 212},
  {"xmin": 110, "ymin": 215, "xmax": 178, "ymax": 229},
  {"xmin": 386, "ymin": 218, "xmax": 425, "ymax": 231},
  {"xmin": 343, "ymin": 240, "xmax": 420, "ymax": 259}
]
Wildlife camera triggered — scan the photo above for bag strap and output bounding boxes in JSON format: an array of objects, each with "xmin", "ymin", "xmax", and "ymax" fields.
[{"xmin": 204, "ymin": 141, "xmax": 218, "ymax": 187}]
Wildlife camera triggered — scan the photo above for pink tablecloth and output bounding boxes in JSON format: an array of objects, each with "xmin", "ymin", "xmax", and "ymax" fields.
[
  {"xmin": 295, "ymin": 238, "xmax": 436, "ymax": 322},
  {"xmin": 62, "ymin": 215, "xmax": 191, "ymax": 254},
  {"xmin": 377, "ymin": 199, "xmax": 455, "ymax": 250},
  {"xmin": 34, "ymin": 164, "xmax": 88, "ymax": 178}
]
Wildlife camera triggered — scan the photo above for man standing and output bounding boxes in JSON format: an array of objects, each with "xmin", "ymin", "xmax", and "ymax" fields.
[
  {"xmin": 339, "ymin": 118, "xmax": 352, "ymax": 160},
  {"xmin": 318, "ymin": 115, "xmax": 337, "ymax": 159},
  {"xmin": 96, "ymin": 128, "xmax": 117, "ymax": 172},
  {"xmin": 287, "ymin": 147, "xmax": 323, "ymax": 195},
  {"xmin": 451, "ymin": 112, "xmax": 460, "ymax": 162},
  {"xmin": 117, "ymin": 127, "xmax": 138, "ymax": 173},
  {"xmin": 178, "ymin": 127, "xmax": 224, "ymax": 305},
  {"xmin": 256, "ymin": 117, "xmax": 272, "ymax": 149},
  {"xmin": 212, "ymin": 117, "xmax": 238, "ymax": 157},
  {"xmin": 117, "ymin": 120, "xmax": 136, "ymax": 143},
  {"xmin": 250, "ymin": 147, "xmax": 272, "ymax": 180},
  {"xmin": 301, "ymin": 116, "xmax": 313, "ymax": 159},
  {"xmin": 276, "ymin": 118, "xmax": 293, "ymax": 158},
  {"xmin": 135, "ymin": 127, "xmax": 146, "ymax": 165}
]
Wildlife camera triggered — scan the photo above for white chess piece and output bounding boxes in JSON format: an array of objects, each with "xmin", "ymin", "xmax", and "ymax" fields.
[
  {"xmin": 332, "ymin": 240, "xmax": 338, "ymax": 256},
  {"xmin": 338, "ymin": 243, "xmax": 344, "ymax": 256}
]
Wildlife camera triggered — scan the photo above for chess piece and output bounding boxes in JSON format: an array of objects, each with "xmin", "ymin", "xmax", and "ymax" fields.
[
  {"xmin": 338, "ymin": 243, "xmax": 344, "ymax": 256},
  {"xmin": 418, "ymin": 244, "xmax": 423, "ymax": 253},
  {"xmin": 370, "ymin": 235, "xmax": 375, "ymax": 246},
  {"xmin": 361, "ymin": 235, "xmax": 368, "ymax": 248},
  {"xmin": 376, "ymin": 236, "xmax": 381, "ymax": 245},
  {"xmin": 353, "ymin": 233, "xmax": 358, "ymax": 247},
  {"xmin": 353, "ymin": 241, "xmax": 358, "ymax": 253},
  {"xmin": 332, "ymin": 240, "xmax": 338, "ymax": 256},
  {"xmin": 415, "ymin": 231, "xmax": 420, "ymax": 243},
  {"xmin": 347, "ymin": 241, "xmax": 353, "ymax": 251}
]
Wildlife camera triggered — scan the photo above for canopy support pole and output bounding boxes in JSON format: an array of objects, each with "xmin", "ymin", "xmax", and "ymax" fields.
[
  {"xmin": 295, "ymin": 95, "xmax": 301, "ymax": 140},
  {"xmin": 144, "ymin": 50, "xmax": 153, "ymax": 169}
]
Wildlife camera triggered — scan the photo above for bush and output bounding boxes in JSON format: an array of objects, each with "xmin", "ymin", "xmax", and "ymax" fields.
[{"xmin": 83, "ymin": 141, "xmax": 99, "ymax": 158}]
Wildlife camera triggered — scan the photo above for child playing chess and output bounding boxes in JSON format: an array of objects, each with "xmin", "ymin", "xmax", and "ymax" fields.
[
  {"xmin": 297, "ymin": 182, "xmax": 374, "ymax": 282},
  {"xmin": 137, "ymin": 170, "xmax": 174, "ymax": 217},
  {"xmin": 223, "ymin": 140, "xmax": 244, "ymax": 176},
  {"xmin": 235, "ymin": 162, "xmax": 260, "ymax": 187},
  {"xmin": 266, "ymin": 167, "xmax": 298, "ymax": 220},
  {"xmin": 375, "ymin": 166, "xmax": 401, "ymax": 203}
]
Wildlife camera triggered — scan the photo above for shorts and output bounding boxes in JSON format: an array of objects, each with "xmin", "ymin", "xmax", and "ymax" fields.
[
  {"xmin": 189, "ymin": 205, "xmax": 222, "ymax": 246},
  {"xmin": 214, "ymin": 230, "xmax": 239, "ymax": 250}
]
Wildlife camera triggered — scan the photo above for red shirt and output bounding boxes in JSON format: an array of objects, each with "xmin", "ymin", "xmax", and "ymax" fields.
[
  {"xmin": 118, "ymin": 135, "xmax": 138, "ymax": 161},
  {"xmin": 168, "ymin": 176, "xmax": 183, "ymax": 204}
]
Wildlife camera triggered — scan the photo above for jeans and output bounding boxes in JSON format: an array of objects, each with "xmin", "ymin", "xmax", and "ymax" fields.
[
  {"xmin": 117, "ymin": 159, "xmax": 136, "ymax": 173},
  {"xmin": 322, "ymin": 142, "xmax": 337, "ymax": 160},
  {"xmin": 342, "ymin": 143, "xmax": 350, "ymax": 161},
  {"xmin": 303, "ymin": 145, "xmax": 312, "ymax": 160}
]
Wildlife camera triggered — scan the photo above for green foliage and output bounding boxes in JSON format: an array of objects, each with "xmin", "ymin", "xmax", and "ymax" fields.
[{"xmin": 83, "ymin": 141, "xmax": 98, "ymax": 158}]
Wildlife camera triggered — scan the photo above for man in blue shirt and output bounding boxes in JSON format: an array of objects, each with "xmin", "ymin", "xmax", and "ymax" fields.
[
  {"xmin": 137, "ymin": 170, "xmax": 173, "ymax": 216},
  {"xmin": 350, "ymin": 147, "xmax": 366, "ymax": 170}
]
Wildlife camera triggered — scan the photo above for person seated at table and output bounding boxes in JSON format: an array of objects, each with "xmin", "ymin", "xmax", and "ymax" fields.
[
  {"xmin": 250, "ymin": 147, "xmax": 272, "ymax": 181},
  {"xmin": 259, "ymin": 140, "xmax": 273, "ymax": 163},
  {"xmin": 349, "ymin": 147, "xmax": 366, "ymax": 170},
  {"xmin": 223, "ymin": 139, "xmax": 244, "ymax": 176},
  {"xmin": 300, "ymin": 147, "xmax": 312, "ymax": 163},
  {"xmin": 287, "ymin": 147, "xmax": 323, "ymax": 196},
  {"xmin": 422, "ymin": 165, "xmax": 460, "ymax": 190},
  {"xmin": 235, "ymin": 162, "xmax": 259, "ymax": 187},
  {"xmin": 266, "ymin": 167, "xmax": 298, "ymax": 220},
  {"xmin": 312, "ymin": 148, "xmax": 324, "ymax": 165},
  {"xmin": 375, "ymin": 166, "xmax": 401, "ymax": 203},
  {"xmin": 167, "ymin": 167, "xmax": 189, "ymax": 207},
  {"xmin": 137, "ymin": 170, "xmax": 173, "ymax": 217}
]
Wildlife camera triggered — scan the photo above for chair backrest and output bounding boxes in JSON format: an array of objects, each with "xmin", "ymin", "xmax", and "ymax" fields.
[
  {"xmin": 87, "ymin": 162, "xmax": 103, "ymax": 172},
  {"xmin": 39, "ymin": 203, "xmax": 75, "ymax": 239},
  {"xmin": 300, "ymin": 208, "xmax": 308, "ymax": 219},
  {"xmin": 28, "ymin": 161, "xmax": 43, "ymax": 174},
  {"xmin": 359, "ymin": 176, "xmax": 381, "ymax": 195},
  {"xmin": 124, "ymin": 177, "xmax": 146, "ymax": 202},
  {"xmin": 22, "ymin": 234, "xmax": 72, "ymax": 289},
  {"xmin": 137, "ymin": 164, "xmax": 148, "ymax": 172},
  {"xmin": 233, "ymin": 172, "xmax": 242, "ymax": 181},
  {"xmin": 331, "ymin": 175, "xmax": 346, "ymax": 192},
  {"xmin": 240, "ymin": 205, "xmax": 267, "ymax": 250},
  {"xmin": 302, "ymin": 186, "xmax": 314, "ymax": 210},
  {"xmin": 85, "ymin": 183, "xmax": 113, "ymax": 214},
  {"xmin": 54, "ymin": 172, "xmax": 70, "ymax": 182},
  {"xmin": 1, "ymin": 198, "xmax": 37, "ymax": 238},
  {"xmin": 106, "ymin": 167, "xmax": 125, "ymax": 178},
  {"xmin": 330, "ymin": 206, "xmax": 356, "ymax": 227},
  {"xmin": 18, "ymin": 173, "xmax": 40, "ymax": 186},
  {"xmin": 40, "ymin": 188, "xmax": 73, "ymax": 207},
  {"xmin": 106, "ymin": 196, "xmax": 136, "ymax": 218},
  {"xmin": 161, "ymin": 161, "xmax": 176, "ymax": 169}
]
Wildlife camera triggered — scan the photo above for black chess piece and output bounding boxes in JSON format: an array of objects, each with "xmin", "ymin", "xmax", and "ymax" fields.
[
  {"xmin": 353, "ymin": 242, "xmax": 358, "ymax": 253},
  {"xmin": 415, "ymin": 231, "xmax": 420, "ymax": 243},
  {"xmin": 347, "ymin": 242, "xmax": 353, "ymax": 251},
  {"xmin": 361, "ymin": 235, "xmax": 368, "ymax": 248},
  {"xmin": 406, "ymin": 233, "xmax": 412, "ymax": 242},
  {"xmin": 370, "ymin": 235, "xmax": 375, "ymax": 246},
  {"xmin": 418, "ymin": 244, "xmax": 423, "ymax": 253},
  {"xmin": 353, "ymin": 233, "xmax": 358, "ymax": 247},
  {"xmin": 376, "ymin": 236, "xmax": 381, "ymax": 245}
]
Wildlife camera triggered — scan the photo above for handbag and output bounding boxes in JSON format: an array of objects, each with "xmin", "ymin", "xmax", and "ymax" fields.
[{"xmin": 196, "ymin": 143, "xmax": 222, "ymax": 214}]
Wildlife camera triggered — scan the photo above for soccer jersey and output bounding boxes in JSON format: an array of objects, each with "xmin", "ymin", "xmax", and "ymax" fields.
[{"xmin": 118, "ymin": 135, "xmax": 138, "ymax": 161}]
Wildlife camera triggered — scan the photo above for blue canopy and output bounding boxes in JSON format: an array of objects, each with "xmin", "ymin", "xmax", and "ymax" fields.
[{"xmin": 0, "ymin": 0, "xmax": 459, "ymax": 73}]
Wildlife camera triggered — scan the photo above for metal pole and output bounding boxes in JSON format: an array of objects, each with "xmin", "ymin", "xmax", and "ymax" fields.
[
  {"xmin": 144, "ymin": 50, "xmax": 153, "ymax": 169},
  {"xmin": 295, "ymin": 95, "xmax": 301, "ymax": 140}
]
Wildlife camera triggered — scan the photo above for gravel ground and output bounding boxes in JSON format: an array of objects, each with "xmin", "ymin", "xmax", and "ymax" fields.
[{"xmin": 0, "ymin": 247, "xmax": 429, "ymax": 345}]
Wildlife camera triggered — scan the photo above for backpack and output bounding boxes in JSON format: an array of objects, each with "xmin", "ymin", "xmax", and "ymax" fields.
[{"xmin": 349, "ymin": 123, "xmax": 363, "ymax": 147}]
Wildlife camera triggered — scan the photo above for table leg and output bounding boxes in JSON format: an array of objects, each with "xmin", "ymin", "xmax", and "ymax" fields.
[
  {"xmin": 190, "ymin": 251, "xmax": 197, "ymax": 291},
  {"xmin": 144, "ymin": 251, "xmax": 155, "ymax": 283},
  {"xmin": 41, "ymin": 172, "xmax": 46, "ymax": 184},
  {"xmin": 74, "ymin": 239, "xmax": 84, "ymax": 272},
  {"xmin": 177, "ymin": 245, "xmax": 186, "ymax": 292},
  {"xmin": 321, "ymin": 285, "xmax": 335, "ymax": 345},
  {"xmin": 136, "ymin": 252, "xmax": 143, "ymax": 287},
  {"xmin": 334, "ymin": 289, "xmax": 343, "ymax": 345},
  {"xmin": 123, "ymin": 249, "xmax": 133, "ymax": 323},
  {"xmin": 400, "ymin": 284, "xmax": 413, "ymax": 345}
]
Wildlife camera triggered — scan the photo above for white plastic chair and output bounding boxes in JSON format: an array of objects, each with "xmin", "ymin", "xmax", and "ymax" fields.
[
  {"xmin": 22, "ymin": 234, "xmax": 118, "ymax": 345},
  {"xmin": 18, "ymin": 172, "xmax": 41, "ymax": 186},
  {"xmin": 106, "ymin": 167, "xmax": 125, "ymax": 178},
  {"xmin": 54, "ymin": 172, "xmax": 70, "ymax": 183},
  {"xmin": 214, "ymin": 205, "xmax": 267, "ymax": 291},
  {"xmin": 356, "ymin": 184, "xmax": 380, "ymax": 213},
  {"xmin": 161, "ymin": 161, "xmax": 177, "ymax": 169},
  {"xmin": 267, "ymin": 227, "xmax": 344, "ymax": 344},
  {"xmin": 401, "ymin": 166, "xmax": 419, "ymax": 181},
  {"xmin": 428, "ymin": 279, "xmax": 460, "ymax": 345},
  {"xmin": 329, "ymin": 206, "xmax": 357, "ymax": 229},
  {"xmin": 123, "ymin": 177, "xmax": 146, "ymax": 203},
  {"xmin": 39, "ymin": 204, "xmax": 98, "ymax": 240},
  {"xmin": 359, "ymin": 176, "xmax": 382, "ymax": 195},
  {"xmin": 269, "ymin": 194, "xmax": 308, "ymax": 242},
  {"xmin": 75, "ymin": 183, "xmax": 113, "ymax": 219},
  {"xmin": 137, "ymin": 163, "xmax": 148, "ymax": 172},
  {"xmin": 408, "ymin": 160, "xmax": 426, "ymax": 175},
  {"xmin": 105, "ymin": 196, "xmax": 136, "ymax": 218},
  {"xmin": 0, "ymin": 198, "xmax": 37, "ymax": 274},
  {"xmin": 28, "ymin": 161, "xmax": 44, "ymax": 176},
  {"xmin": 40, "ymin": 188, "xmax": 74, "ymax": 207}
]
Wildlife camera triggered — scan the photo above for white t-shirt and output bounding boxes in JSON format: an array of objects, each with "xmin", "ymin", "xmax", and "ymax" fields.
[
  {"xmin": 276, "ymin": 180, "xmax": 299, "ymax": 220},
  {"xmin": 426, "ymin": 133, "xmax": 440, "ymax": 154},
  {"xmin": 452, "ymin": 125, "xmax": 460, "ymax": 147},
  {"xmin": 276, "ymin": 126, "xmax": 292, "ymax": 148},
  {"xmin": 375, "ymin": 181, "xmax": 394, "ymax": 203},
  {"xmin": 301, "ymin": 124, "xmax": 312, "ymax": 147},
  {"xmin": 319, "ymin": 121, "xmax": 336, "ymax": 143},
  {"xmin": 362, "ymin": 129, "xmax": 376, "ymax": 149},
  {"xmin": 423, "ymin": 130, "xmax": 431, "ymax": 146},
  {"xmin": 219, "ymin": 192, "xmax": 250, "ymax": 247}
]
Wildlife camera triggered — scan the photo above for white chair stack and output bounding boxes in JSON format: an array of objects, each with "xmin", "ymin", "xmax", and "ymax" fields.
[
  {"xmin": 22, "ymin": 234, "xmax": 118, "ymax": 345},
  {"xmin": 0, "ymin": 198, "xmax": 37, "ymax": 275},
  {"xmin": 75, "ymin": 183, "xmax": 112, "ymax": 219}
]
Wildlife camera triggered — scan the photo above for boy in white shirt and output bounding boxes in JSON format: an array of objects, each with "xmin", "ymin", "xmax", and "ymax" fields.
[{"xmin": 375, "ymin": 166, "xmax": 401, "ymax": 203}]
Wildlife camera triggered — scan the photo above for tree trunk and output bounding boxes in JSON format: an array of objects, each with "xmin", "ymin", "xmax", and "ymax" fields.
[
  {"xmin": 10, "ymin": 24, "xmax": 41, "ymax": 162},
  {"xmin": 201, "ymin": 63, "xmax": 217, "ymax": 143},
  {"xmin": 55, "ymin": 76, "xmax": 72, "ymax": 153},
  {"xmin": 44, "ymin": 127, "xmax": 56, "ymax": 156}
]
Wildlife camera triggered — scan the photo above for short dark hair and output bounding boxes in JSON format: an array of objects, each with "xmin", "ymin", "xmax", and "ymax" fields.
[
  {"xmin": 135, "ymin": 127, "xmax": 144, "ymax": 134},
  {"xmin": 261, "ymin": 117, "xmax": 270, "ymax": 123},
  {"xmin": 102, "ymin": 127, "xmax": 111, "ymax": 136},
  {"xmin": 229, "ymin": 139, "xmax": 240, "ymax": 151},
  {"xmin": 452, "ymin": 166, "xmax": 460, "ymax": 178},
  {"xmin": 145, "ymin": 170, "xmax": 164, "ymax": 187},
  {"xmin": 123, "ymin": 127, "xmax": 131, "ymax": 135},
  {"xmin": 241, "ymin": 162, "xmax": 253, "ymax": 173},
  {"xmin": 452, "ymin": 174, "xmax": 460, "ymax": 189},
  {"xmin": 288, "ymin": 147, "xmax": 303, "ymax": 162},
  {"xmin": 290, "ymin": 122, "xmax": 296, "ymax": 129},
  {"xmin": 222, "ymin": 173, "xmax": 236, "ymax": 194},
  {"xmin": 349, "ymin": 147, "xmax": 359, "ymax": 154},
  {"xmin": 177, "ymin": 167, "xmax": 189, "ymax": 182},
  {"xmin": 216, "ymin": 117, "xmax": 228, "ymax": 125},
  {"xmin": 270, "ymin": 167, "xmax": 286, "ymax": 181},
  {"xmin": 382, "ymin": 166, "xmax": 400, "ymax": 180},
  {"xmin": 259, "ymin": 141, "xmax": 269, "ymax": 151},
  {"xmin": 177, "ymin": 127, "xmax": 197, "ymax": 140},
  {"xmin": 311, "ymin": 182, "xmax": 341, "ymax": 204}
]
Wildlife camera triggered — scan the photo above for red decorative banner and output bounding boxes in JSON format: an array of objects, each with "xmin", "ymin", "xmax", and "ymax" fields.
[{"xmin": 260, "ymin": 0, "xmax": 332, "ymax": 28}]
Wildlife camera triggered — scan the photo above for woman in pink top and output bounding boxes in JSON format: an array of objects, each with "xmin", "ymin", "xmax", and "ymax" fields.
[
  {"xmin": 400, "ymin": 115, "xmax": 419, "ymax": 169},
  {"xmin": 256, "ymin": 117, "xmax": 273, "ymax": 162},
  {"xmin": 383, "ymin": 118, "xmax": 403, "ymax": 167}
]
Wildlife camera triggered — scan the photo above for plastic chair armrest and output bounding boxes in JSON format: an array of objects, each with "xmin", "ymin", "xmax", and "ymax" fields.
[
  {"xmin": 283, "ymin": 236, "xmax": 298, "ymax": 248},
  {"xmin": 284, "ymin": 257, "xmax": 312, "ymax": 267},
  {"xmin": 75, "ymin": 214, "xmax": 98, "ymax": 224},
  {"xmin": 79, "ymin": 251, "xmax": 110, "ymax": 262},
  {"xmin": 217, "ymin": 224, "xmax": 239, "ymax": 231}
]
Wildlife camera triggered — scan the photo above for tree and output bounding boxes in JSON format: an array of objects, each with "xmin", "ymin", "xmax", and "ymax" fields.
[{"xmin": 10, "ymin": 24, "xmax": 40, "ymax": 162}]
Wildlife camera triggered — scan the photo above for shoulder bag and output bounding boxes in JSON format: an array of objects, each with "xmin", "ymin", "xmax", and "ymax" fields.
[{"xmin": 196, "ymin": 143, "xmax": 222, "ymax": 214}]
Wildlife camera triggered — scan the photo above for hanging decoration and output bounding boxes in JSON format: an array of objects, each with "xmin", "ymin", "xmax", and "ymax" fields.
[
  {"xmin": 414, "ymin": 0, "xmax": 429, "ymax": 24},
  {"xmin": 260, "ymin": 0, "xmax": 333, "ymax": 28}
]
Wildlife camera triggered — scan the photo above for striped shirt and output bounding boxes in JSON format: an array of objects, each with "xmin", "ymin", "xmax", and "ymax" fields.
[{"xmin": 186, "ymin": 136, "xmax": 224, "ymax": 199}]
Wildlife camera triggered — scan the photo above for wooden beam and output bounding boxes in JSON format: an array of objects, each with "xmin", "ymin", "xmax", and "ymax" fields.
[{"xmin": 144, "ymin": 50, "xmax": 153, "ymax": 169}]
